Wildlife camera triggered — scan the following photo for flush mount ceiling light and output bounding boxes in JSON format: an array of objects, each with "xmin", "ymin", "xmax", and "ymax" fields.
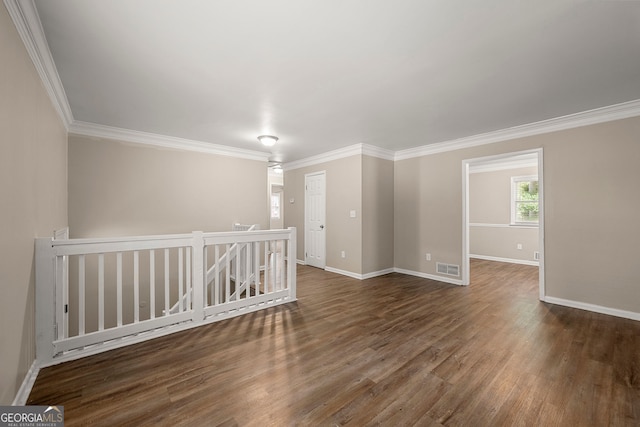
[{"xmin": 258, "ymin": 135, "xmax": 278, "ymax": 147}]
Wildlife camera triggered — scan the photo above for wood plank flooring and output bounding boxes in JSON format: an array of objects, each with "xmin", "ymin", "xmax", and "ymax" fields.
[{"xmin": 28, "ymin": 260, "xmax": 640, "ymax": 426}]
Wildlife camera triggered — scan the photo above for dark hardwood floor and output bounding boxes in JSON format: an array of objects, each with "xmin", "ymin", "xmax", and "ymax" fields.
[{"xmin": 28, "ymin": 260, "xmax": 640, "ymax": 426}]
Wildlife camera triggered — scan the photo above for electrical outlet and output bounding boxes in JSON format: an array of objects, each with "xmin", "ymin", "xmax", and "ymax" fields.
[
  {"xmin": 517, "ymin": 243, "xmax": 523, "ymax": 250},
  {"xmin": 534, "ymin": 251, "xmax": 540, "ymax": 260},
  {"xmin": 341, "ymin": 251, "xmax": 346, "ymax": 258},
  {"xmin": 425, "ymin": 253, "xmax": 431, "ymax": 261}
]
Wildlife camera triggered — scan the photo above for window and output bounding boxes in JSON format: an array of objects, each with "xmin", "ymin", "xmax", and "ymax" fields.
[
  {"xmin": 511, "ymin": 176, "xmax": 539, "ymax": 225},
  {"xmin": 271, "ymin": 193, "xmax": 281, "ymax": 219}
]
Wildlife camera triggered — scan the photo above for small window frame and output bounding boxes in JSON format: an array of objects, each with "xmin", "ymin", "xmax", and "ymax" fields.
[{"xmin": 511, "ymin": 175, "xmax": 539, "ymax": 226}]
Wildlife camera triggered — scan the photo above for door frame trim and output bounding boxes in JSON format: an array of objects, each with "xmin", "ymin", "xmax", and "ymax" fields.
[{"xmin": 461, "ymin": 148, "xmax": 545, "ymax": 300}]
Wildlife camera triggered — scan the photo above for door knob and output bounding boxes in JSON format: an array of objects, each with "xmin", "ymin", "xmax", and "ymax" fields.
[{"xmin": 320, "ymin": 225, "xmax": 324, "ymax": 229}]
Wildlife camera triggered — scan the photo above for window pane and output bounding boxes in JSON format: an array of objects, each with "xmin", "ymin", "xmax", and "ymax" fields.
[
  {"xmin": 513, "ymin": 177, "xmax": 539, "ymax": 224},
  {"xmin": 517, "ymin": 181, "xmax": 538, "ymax": 202},
  {"xmin": 516, "ymin": 201, "xmax": 539, "ymax": 222},
  {"xmin": 271, "ymin": 194, "xmax": 280, "ymax": 219}
]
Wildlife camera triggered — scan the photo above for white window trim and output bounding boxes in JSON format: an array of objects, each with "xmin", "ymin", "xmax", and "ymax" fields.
[{"xmin": 511, "ymin": 175, "xmax": 539, "ymax": 226}]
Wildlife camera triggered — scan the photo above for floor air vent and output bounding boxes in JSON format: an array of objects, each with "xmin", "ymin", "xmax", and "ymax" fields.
[{"xmin": 436, "ymin": 262, "xmax": 460, "ymax": 277}]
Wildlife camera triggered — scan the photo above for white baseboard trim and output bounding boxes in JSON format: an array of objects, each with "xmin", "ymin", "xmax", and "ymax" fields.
[
  {"xmin": 296, "ymin": 259, "xmax": 306, "ymax": 265},
  {"xmin": 12, "ymin": 360, "xmax": 40, "ymax": 406},
  {"xmin": 470, "ymin": 254, "xmax": 539, "ymax": 267},
  {"xmin": 393, "ymin": 268, "xmax": 463, "ymax": 286},
  {"xmin": 362, "ymin": 268, "xmax": 395, "ymax": 279},
  {"xmin": 543, "ymin": 296, "xmax": 640, "ymax": 322},
  {"xmin": 324, "ymin": 266, "xmax": 395, "ymax": 280},
  {"xmin": 324, "ymin": 267, "xmax": 362, "ymax": 279}
]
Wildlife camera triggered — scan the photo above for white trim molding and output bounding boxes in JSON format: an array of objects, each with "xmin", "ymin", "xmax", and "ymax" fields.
[
  {"xmin": 544, "ymin": 296, "xmax": 640, "ymax": 322},
  {"xmin": 469, "ymin": 223, "xmax": 538, "ymax": 229},
  {"xmin": 470, "ymin": 254, "xmax": 539, "ymax": 267},
  {"xmin": 284, "ymin": 143, "xmax": 394, "ymax": 171},
  {"xmin": 4, "ymin": 0, "xmax": 73, "ymax": 128},
  {"xmin": 12, "ymin": 360, "xmax": 40, "ymax": 406},
  {"xmin": 69, "ymin": 121, "xmax": 271, "ymax": 162},
  {"xmin": 324, "ymin": 266, "xmax": 394, "ymax": 280},
  {"xmin": 324, "ymin": 266, "xmax": 362, "ymax": 280},
  {"xmin": 361, "ymin": 144, "xmax": 395, "ymax": 161},
  {"xmin": 395, "ymin": 99, "xmax": 640, "ymax": 161},
  {"xmin": 393, "ymin": 268, "xmax": 463, "ymax": 286},
  {"xmin": 469, "ymin": 153, "xmax": 538, "ymax": 174},
  {"xmin": 362, "ymin": 268, "xmax": 395, "ymax": 280}
]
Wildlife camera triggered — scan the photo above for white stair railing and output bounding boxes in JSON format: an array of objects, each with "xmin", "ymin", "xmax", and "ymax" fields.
[
  {"xmin": 35, "ymin": 227, "xmax": 296, "ymax": 365},
  {"xmin": 168, "ymin": 224, "xmax": 258, "ymax": 314}
]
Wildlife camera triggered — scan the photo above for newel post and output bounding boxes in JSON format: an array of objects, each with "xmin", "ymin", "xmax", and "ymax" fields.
[
  {"xmin": 191, "ymin": 231, "xmax": 205, "ymax": 321},
  {"xmin": 35, "ymin": 238, "xmax": 56, "ymax": 364}
]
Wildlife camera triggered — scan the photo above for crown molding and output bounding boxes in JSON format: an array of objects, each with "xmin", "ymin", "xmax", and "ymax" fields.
[
  {"xmin": 395, "ymin": 99, "xmax": 640, "ymax": 161},
  {"xmin": 284, "ymin": 144, "xmax": 362, "ymax": 171},
  {"xmin": 4, "ymin": 0, "xmax": 73, "ymax": 129},
  {"xmin": 361, "ymin": 144, "xmax": 395, "ymax": 161},
  {"xmin": 69, "ymin": 121, "xmax": 272, "ymax": 162},
  {"xmin": 469, "ymin": 153, "xmax": 538, "ymax": 174},
  {"xmin": 284, "ymin": 143, "xmax": 394, "ymax": 171}
]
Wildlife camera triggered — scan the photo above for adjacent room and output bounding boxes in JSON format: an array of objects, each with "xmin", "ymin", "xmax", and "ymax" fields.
[{"xmin": 2, "ymin": 0, "xmax": 639, "ymax": 425}]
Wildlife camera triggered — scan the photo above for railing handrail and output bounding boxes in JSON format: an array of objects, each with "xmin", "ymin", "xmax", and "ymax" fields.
[
  {"xmin": 44, "ymin": 229, "xmax": 293, "ymax": 256},
  {"xmin": 36, "ymin": 227, "xmax": 297, "ymax": 365}
]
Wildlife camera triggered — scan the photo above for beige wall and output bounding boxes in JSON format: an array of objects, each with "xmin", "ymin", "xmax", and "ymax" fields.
[
  {"xmin": 68, "ymin": 135, "xmax": 269, "ymax": 237},
  {"xmin": 284, "ymin": 155, "xmax": 363, "ymax": 274},
  {"xmin": 470, "ymin": 226, "xmax": 539, "ymax": 262},
  {"xmin": 470, "ymin": 166, "xmax": 537, "ymax": 224},
  {"xmin": 395, "ymin": 116, "xmax": 640, "ymax": 314},
  {"xmin": 0, "ymin": 5, "xmax": 68, "ymax": 404},
  {"xmin": 469, "ymin": 166, "xmax": 539, "ymax": 262},
  {"xmin": 67, "ymin": 135, "xmax": 269, "ymax": 333},
  {"xmin": 362, "ymin": 155, "xmax": 394, "ymax": 274}
]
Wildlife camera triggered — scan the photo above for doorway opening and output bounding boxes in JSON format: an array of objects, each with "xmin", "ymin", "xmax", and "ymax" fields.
[
  {"xmin": 268, "ymin": 164, "xmax": 284, "ymax": 230},
  {"xmin": 462, "ymin": 149, "xmax": 545, "ymax": 300}
]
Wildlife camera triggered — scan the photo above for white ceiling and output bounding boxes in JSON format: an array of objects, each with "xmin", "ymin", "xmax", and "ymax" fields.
[{"xmin": 33, "ymin": 0, "xmax": 640, "ymax": 163}]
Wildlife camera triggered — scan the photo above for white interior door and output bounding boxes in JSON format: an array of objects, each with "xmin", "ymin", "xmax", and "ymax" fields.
[{"xmin": 305, "ymin": 171, "xmax": 326, "ymax": 269}]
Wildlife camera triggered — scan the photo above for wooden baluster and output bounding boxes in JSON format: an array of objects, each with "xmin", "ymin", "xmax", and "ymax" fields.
[
  {"xmin": 186, "ymin": 247, "xmax": 191, "ymax": 311},
  {"xmin": 279, "ymin": 240, "xmax": 285, "ymax": 291},
  {"xmin": 205, "ymin": 246, "xmax": 211, "ymax": 306},
  {"xmin": 264, "ymin": 241, "xmax": 269, "ymax": 294},
  {"xmin": 178, "ymin": 247, "xmax": 184, "ymax": 313},
  {"xmin": 134, "ymin": 251, "xmax": 139, "ymax": 323},
  {"xmin": 235, "ymin": 245, "xmax": 240, "ymax": 300},
  {"xmin": 78, "ymin": 254, "xmax": 85, "ymax": 336},
  {"xmin": 253, "ymin": 241, "xmax": 260, "ymax": 296},
  {"xmin": 117, "ymin": 252, "xmax": 123, "ymax": 326},
  {"xmin": 98, "ymin": 254, "xmax": 104, "ymax": 331},
  {"xmin": 149, "ymin": 250, "xmax": 155, "ymax": 319},
  {"xmin": 246, "ymin": 242, "xmax": 251, "ymax": 297},
  {"xmin": 225, "ymin": 244, "xmax": 231, "ymax": 303},
  {"xmin": 214, "ymin": 245, "xmax": 220, "ymax": 306},
  {"xmin": 164, "ymin": 249, "xmax": 170, "ymax": 315}
]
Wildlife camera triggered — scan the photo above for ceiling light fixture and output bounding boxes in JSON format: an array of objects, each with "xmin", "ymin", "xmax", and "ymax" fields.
[{"xmin": 258, "ymin": 135, "xmax": 278, "ymax": 147}]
